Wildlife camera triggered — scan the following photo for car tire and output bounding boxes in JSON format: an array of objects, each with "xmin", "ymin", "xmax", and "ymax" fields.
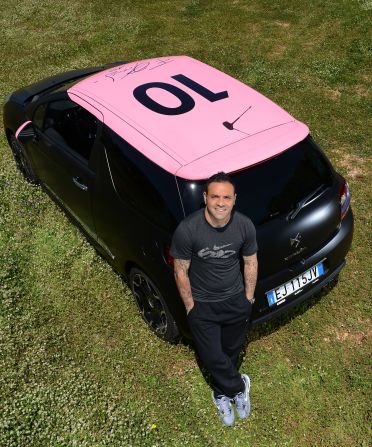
[
  {"xmin": 9, "ymin": 134, "xmax": 39, "ymax": 184},
  {"xmin": 129, "ymin": 268, "xmax": 180, "ymax": 342}
]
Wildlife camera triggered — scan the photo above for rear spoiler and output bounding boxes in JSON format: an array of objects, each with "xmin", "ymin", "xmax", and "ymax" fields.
[{"xmin": 8, "ymin": 61, "xmax": 128, "ymax": 106}]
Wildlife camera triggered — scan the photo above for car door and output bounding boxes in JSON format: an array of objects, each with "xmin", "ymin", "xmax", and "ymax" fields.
[
  {"xmin": 91, "ymin": 125, "xmax": 184, "ymax": 270},
  {"xmin": 28, "ymin": 93, "xmax": 102, "ymax": 237}
]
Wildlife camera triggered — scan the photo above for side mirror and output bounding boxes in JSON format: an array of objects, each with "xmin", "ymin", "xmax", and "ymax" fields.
[{"xmin": 16, "ymin": 121, "xmax": 37, "ymax": 144}]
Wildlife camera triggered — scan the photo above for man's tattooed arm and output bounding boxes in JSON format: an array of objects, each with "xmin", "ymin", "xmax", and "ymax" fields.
[
  {"xmin": 243, "ymin": 253, "xmax": 258, "ymax": 302},
  {"xmin": 173, "ymin": 259, "xmax": 194, "ymax": 313}
]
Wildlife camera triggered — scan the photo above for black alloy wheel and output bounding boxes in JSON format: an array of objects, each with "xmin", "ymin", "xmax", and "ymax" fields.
[
  {"xmin": 129, "ymin": 268, "xmax": 179, "ymax": 342},
  {"xmin": 9, "ymin": 134, "xmax": 39, "ymax": 184}
]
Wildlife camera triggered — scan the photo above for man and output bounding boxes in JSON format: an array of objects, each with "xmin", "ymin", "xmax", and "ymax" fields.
[{"xmin": 170, "ymin": 172, "xmax": 258, "ymax": 426}]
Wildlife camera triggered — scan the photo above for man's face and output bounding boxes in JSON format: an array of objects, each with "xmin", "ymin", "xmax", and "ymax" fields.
[{"xmin": 203, "ymin": 181, "xmax": 236, "ymax": 225}]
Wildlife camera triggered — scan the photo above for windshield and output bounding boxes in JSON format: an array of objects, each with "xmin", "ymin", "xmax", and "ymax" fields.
[{"xmin": 177, "ymin": 137, "xmax": 334, "ymax": 226}]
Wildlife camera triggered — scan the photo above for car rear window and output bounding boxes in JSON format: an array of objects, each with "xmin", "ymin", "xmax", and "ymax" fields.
[{"xmin": 177, "ymin": 137, "xmax": 334, "ymax": 226}]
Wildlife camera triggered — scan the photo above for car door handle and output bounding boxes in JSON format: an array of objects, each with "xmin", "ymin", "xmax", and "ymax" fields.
[{"xmin": 72, "ymin": 177, "xmax": 88, "ymax": 191}]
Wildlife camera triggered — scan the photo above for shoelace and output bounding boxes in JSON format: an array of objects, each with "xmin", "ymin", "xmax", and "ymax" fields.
[
  {"xmin": 216, "ymin": 396, "xmax": 232, "ymax": 415},
  {"xmin": 234, "ymin": 392, "xmax": 246, "ymax": 410}
]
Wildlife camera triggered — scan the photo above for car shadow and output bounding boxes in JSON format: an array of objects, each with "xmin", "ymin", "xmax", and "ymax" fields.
[{"xmin": 246, "ymin": 281, "xmax": 336, "ymax": 345}]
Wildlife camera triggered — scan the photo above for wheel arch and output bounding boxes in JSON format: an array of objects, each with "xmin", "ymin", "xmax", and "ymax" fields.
[{"xmin": 128, "ymin": 264, "xmax": 180, "ymax": 342}]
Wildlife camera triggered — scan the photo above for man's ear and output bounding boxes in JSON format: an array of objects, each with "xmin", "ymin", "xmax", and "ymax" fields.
[
  {"xmin": 234, "ymin": 193, "xmax": 237, "ymax": 204},
  {"xmin": 203, "ymin": 191, "xmax": 207, "ymax": 204}
]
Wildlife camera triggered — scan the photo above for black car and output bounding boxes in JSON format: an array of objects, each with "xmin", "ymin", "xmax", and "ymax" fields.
[{"xmin": 3, "ymin": 56, "xmax": 353, "ymax": 341}]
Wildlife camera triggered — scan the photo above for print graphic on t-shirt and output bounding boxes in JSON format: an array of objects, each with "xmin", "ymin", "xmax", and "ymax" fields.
[{"xmin": 198, "ymin": 243, "xmax": 236, "ymax": 259}]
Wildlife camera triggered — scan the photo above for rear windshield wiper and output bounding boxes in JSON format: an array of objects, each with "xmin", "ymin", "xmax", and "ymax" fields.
[{"xmin": 286, "ymin": 184, "xmax": 326, "ymax": 221}]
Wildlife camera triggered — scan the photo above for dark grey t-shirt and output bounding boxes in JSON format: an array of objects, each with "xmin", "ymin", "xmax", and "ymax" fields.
[{"xmin": 170, "ymin": 209, "xmax": 258, "ymax": 302}]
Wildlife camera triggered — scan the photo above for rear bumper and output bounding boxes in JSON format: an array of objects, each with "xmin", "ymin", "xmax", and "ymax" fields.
[
  {"xmin": 251, "ymin": 259, "xmax": 344, "ymax": 326},
  {"xmin": 251, "ymin": 207, "xmax": 354, "ymax": 325}
]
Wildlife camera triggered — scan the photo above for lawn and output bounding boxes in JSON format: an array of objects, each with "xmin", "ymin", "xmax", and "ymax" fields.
[{"xmin": 0, "ymin": 0, "xmax": 371, "ymax": 446}]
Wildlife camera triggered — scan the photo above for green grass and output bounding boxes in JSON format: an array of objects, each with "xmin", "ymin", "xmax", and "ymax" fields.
[{"xmin": 0, "ymin": 0, "xmax": 371, "ymax": 445}]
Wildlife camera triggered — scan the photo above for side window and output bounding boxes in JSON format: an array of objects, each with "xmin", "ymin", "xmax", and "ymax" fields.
[
  {"xmin": 34, "ymin": 99, "xmax": 98, "ymax": 161},
  {"xmin": 104, "ymin": 129, "xmax": 175, "ymax": 230},
  {"xmin": 33, "ymin": 103, "xmax": 47, "ymax": 129}
]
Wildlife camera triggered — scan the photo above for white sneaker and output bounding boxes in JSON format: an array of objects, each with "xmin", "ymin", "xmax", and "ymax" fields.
[
  {"xmin": 212, "ymin": 393, "xmax": 235, "ymax": 427},
  {"xmin": 234, "ymin": 374, "xmax": 251, "ymax": 419}
]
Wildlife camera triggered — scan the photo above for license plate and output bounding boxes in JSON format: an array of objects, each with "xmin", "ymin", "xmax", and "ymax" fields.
[{"xmin": 266, "ymin": 261, "xmax": 325, "ymax": 307}]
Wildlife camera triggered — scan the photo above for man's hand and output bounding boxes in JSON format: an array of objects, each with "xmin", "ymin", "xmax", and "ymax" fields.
[
  {"xmin": 243, "ymin": 253, "xmax": 258, "ymax": 302},
  {"xmin": 173, "ymin": 259, "xmax": 194, "ymax": 313},
  {"xmin": 186, "ymin": 303, "xmax": 194, "ymax": 314}
]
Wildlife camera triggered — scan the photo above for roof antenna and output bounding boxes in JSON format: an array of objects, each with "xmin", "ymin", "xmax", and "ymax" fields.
[{"xmin": 223, "ymin": 105, "xmax": 252, "ymax": 130}]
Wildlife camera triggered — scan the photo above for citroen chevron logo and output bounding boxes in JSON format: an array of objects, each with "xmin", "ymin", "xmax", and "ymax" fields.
[{"xmin": 290, "ymin": 233, "xmax": 302, "ymax": 248}]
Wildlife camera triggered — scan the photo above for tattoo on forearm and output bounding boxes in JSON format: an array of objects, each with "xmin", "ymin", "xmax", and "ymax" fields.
[
  {"xmin": 243, "ymin": 254, "xmax": 258, "ymax": 296},
  {"xmin": 174, "ymin": 259, "xmax": 191, "ymax": 277},
  {"xmin": 173, "ymin": 259, "xmax": 194, "ymax": 308},
  {"xmin": 178, "ymin": 287, "xmax": 192, "ymax": 299}
]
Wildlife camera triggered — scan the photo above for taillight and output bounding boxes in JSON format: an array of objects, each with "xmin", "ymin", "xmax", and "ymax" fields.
[
  {"xmin": 163, "ymin": 243, "xmax": 174, "ymax": 267},
  {"xmin": 339, "ymin": 177, "xmax": 351, "ymax": 221}
]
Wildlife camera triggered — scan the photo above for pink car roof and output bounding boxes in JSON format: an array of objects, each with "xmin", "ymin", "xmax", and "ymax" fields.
[{"xmin": 68, "ymin": 56, "xmax": 309, "ymax": 179}]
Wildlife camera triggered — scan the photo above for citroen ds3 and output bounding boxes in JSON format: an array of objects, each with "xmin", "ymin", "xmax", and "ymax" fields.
[{"xmin": 3, "ymin": 56, "xmax": 353, "ymax": 341}]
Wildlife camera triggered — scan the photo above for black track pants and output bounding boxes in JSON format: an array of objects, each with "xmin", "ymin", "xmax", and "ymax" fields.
[{"xmin": 187, "ymin": 291, "xmax": 252, "ymax": 398}]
